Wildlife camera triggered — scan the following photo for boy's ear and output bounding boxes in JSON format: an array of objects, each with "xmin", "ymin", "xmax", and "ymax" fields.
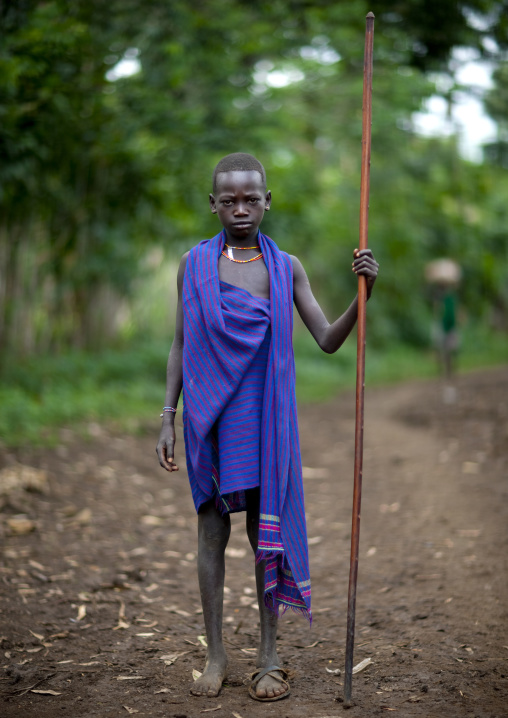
[
  {"xmin": 265, "ymin": 190, "xmax": 272, "ymax": 211},
  {"xmin": 209, "ymin": 193, "xmax": 217, "ymax": 214}
]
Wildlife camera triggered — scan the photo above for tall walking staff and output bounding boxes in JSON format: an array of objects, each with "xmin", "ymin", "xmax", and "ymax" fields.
[{"xmin": 343, "ymin": 11, "xmax": 374, "ymax": 708}]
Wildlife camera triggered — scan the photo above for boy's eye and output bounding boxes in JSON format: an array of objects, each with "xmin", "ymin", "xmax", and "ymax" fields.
[
  {"xmin": 248, "ymin": 198, "xmax": 260, "ymax": 204},
  {"xmin": 222, "ymin": 200, "xmax": 233, "ymax": 206}
]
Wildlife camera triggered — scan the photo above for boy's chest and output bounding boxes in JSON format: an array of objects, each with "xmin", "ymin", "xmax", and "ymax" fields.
[{"xmin": 218, "ymin": 256, "xmax": 270, "ymax": 300}]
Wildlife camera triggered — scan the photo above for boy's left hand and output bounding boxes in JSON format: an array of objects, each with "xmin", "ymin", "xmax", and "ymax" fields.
[{"xmin": 353, "ymin": 248, "xmax": 379, "ymax": 299}]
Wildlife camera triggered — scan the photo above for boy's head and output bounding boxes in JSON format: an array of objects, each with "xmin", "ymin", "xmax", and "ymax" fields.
[
  {"xmin": 210, "ymin": 153, "xmax": 271, "ymax": 242},
  {"xmin": 212, "ymin": 153, "xmax": 266, "ymax": 194}
]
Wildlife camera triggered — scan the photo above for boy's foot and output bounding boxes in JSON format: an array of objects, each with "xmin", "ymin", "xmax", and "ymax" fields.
[
  {"xmin": 249, "ymin": 665, "xmax": 290, "ymax": 701},
  {"xmin": 190, "ymin": 654, "xmax": 228, "ymax": 697}
]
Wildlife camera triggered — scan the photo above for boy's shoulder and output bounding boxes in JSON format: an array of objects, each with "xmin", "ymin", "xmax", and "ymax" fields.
[
  {"xmin": 180, "ymin": 237, "xmax": 211, "ymax": 264},
  {"xmin": 178, "ymin": 249, "xmax": 190, "ymax": 269},
  {"xmin": 288, "ymin": 253, "xmax": 305, "ymax": 278},
  {"xmin": 178, "ymin": 238, "xmax": 217, "ymax": 285}
]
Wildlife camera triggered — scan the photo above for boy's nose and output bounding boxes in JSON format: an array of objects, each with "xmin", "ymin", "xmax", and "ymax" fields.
[{"xmin": 234, "ymin": 203, "xmax": 249, "ymax": 215}]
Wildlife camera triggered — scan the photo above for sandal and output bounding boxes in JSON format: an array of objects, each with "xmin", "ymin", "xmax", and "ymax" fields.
[{"xmin": 248, "ymin": 665, "xmax": 290, "ymax": 702}]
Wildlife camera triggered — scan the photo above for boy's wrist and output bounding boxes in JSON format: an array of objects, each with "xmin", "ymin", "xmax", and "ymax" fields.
[
  {"xmin": 160, "ymin": 407, "xmax": 177, "ymax": 423},
  {"xmin": 161, "ymin": 410, "xmax": 176, "ymax": 418}
]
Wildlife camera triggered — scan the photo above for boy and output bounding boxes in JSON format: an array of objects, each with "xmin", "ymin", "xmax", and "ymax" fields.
[{"xmin": 156, "ymin": 152, "xmax": 378, "ymax": 702}]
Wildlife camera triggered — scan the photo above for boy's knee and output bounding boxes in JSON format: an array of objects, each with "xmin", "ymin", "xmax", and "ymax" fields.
[
  {"xmin": 199, "ymin": 513, "xmax": 231, "ymax": 550},
  {"xmin": 204, "ymin": 525, "xmax": 230, "ymax": 550}
]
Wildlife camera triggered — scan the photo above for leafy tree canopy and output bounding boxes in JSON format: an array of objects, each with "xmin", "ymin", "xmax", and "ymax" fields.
[{"xmin": 1, "ymin": 0, "xmax": 507, "ymax": 355}]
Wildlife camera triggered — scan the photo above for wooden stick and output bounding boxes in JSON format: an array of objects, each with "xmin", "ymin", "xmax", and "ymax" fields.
[{"xmin": 343, "ymin": 11, "xmax": 374, "ymax": 708}]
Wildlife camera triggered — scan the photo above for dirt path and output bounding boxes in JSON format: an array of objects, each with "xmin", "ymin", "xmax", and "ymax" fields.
[{"xmin": 1, "ymin": 367, "xmax": 507, "ymax": 717}]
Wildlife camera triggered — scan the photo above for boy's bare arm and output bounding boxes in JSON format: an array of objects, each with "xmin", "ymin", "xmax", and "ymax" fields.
[
  {"xmin": 291, "ymin": 249, "xmax": 378, "ymax": 354},
  {"xmin": 156, "ymin": 252, "xmax": 189, "ymax": 472}
]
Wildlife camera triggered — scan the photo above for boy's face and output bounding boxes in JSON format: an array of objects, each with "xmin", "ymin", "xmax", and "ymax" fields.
[{"xmin": 210, "ymin": 170, "xmax": 271, "ymax": 243}]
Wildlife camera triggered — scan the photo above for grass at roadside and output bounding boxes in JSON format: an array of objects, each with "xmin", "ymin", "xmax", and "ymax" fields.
[
  {"xmin": 0, "ymin": 344, "xmax": 168, "ymax": 448},
  {"xmin": 1, "ymin": 325, "xmax": 507, "ymax": 448}
]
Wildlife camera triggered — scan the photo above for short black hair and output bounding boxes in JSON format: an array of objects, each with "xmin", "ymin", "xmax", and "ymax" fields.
[{"xmin": 212, "ymin": 152, "xmax": 266, "ymax": 193}]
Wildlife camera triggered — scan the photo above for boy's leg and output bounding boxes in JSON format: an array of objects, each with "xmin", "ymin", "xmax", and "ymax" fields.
[
  {"xmin": 246, "ymin": 489, "xmax": 289, "ymax": 700},
  {"xmin": 191, "ymin": 499, "xmax": 231, "ymax": 697}
]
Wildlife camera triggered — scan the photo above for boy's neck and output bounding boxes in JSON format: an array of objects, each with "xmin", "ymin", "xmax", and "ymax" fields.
[{"xmin": 223, "ymin": 228, "xmax": 260, "ymax": 247}]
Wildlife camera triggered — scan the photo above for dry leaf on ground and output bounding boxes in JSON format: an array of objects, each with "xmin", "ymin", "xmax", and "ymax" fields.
[
  {"xmin": 192, "ymin": 668, "xmax": 203, "ymax": 680},
  {"xmin": 113, "ymin": 600, "xmax": 129, "ymax": 630},
  {"xmin": 123, "ymin": 707, "xmax": 139, "ymax": 714},
  {"xmin": 6, "ymin": 516, "xmax": 36, "ymax": 535},
  {"xmin": 462, "ymin": 461, "xmax": 479, "ymax": 474},
  {"xmin": 0, "ymin": 465, "xmax": 48, "ymax": 494},
  {"xmin": 117, "ymin": 676, "xmax": 146, "ymax": 681},
  {"xmin": 29, "ymin": 559, "xmax": 46, "ymax": 571},
  {"xmin": 457, "ymin": 528, "xmax": 482, "ymax": 537},
  {"xmin": 352, "ymin": 657, "xmax": 373, "ymax": 674},
  {"xmin": 30, "ymin": 689, "xmax": 62, "ymax": 696},
  {"xmin": 239, "ymin": 595, "xmax": 254, "ymax": 606},
  {"xmin": 164, "ymin": 605, "xmax": 191, "ymax": 617},
  {"xmin": 308, "ymin": 536, "xmax": 323, "ymax": 545},
  {"xmin": 72, "ymin": 508, "xmax": 92, "ymax": 525},
  {"xmin": 380, "ymin": 502, "xmax": 400, "ymax": 514},
  {"xmin": 302, "ymin": 466, "xmax": 329, "ymax": 479},
  {"xmin": 141, "ymin": 515, "xmax": 164, "ymax": 526},
  {"xmin": 159, "ymin": 652, "xmax": 188, "ymax": 666}
]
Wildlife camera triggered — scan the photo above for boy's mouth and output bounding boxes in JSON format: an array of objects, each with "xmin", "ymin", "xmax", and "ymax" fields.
[{"xmin": 233, "ymin": 222, "xmax": 252, "ymax": 229}]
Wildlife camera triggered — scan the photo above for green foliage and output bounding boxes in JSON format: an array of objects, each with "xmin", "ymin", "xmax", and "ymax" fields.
[
  {"xmin": 1, "ymin": 0, "xmax": 507, "ymax": 362},
  {"xmin": 370, "ymin": 0, "xmax": 508, "ymax": 71},
  {"xmin": 0, "ymin": 343, "xmax": 168, "ymax": 447},
  {"xmin": 1, "ymin": 0, "xmax": 507, "ymax": 450},
  {"xmin": 1, "ymin": 325, "xmax": 507, "ymax": 448}
]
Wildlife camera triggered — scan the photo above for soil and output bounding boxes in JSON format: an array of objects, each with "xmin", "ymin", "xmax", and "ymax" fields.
[{"xmin": 1, "ymin": 367, "xmax": 507, "ymax": 718}]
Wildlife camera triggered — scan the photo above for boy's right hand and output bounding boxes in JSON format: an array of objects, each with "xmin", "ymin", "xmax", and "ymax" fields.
[{"xmin": 156, "ymin": 424, "xmax": 179, "ymax": 472}]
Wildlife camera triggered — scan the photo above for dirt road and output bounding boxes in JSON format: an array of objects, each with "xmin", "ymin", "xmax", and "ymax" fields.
[{"xmin": 1, "ymin": 367, "xmax": 507, "ymax": 717}]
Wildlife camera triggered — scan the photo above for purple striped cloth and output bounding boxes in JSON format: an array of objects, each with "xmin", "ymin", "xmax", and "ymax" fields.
[
  {"xmin": 211, "ymin": 282, "xmax": 271, "ymax": 513},
  {"xmin": 182, "ymin": 230, "xmax": 311, "ymax": 621}
]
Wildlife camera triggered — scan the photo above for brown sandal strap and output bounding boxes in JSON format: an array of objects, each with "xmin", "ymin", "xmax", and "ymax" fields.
[{"xmin": 250, "ymin": 665, "xmax": 288, "ymax": 687}]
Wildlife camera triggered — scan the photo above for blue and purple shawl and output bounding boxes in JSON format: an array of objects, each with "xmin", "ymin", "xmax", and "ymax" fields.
[{"xmin": 182, "ymin": 230, "xmax": 311, "ymax": 621}]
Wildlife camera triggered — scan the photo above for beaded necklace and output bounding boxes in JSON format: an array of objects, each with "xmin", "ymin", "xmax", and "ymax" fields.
[{"xmin": 222, "ymin": 243, "xmax": 263, "ymax": 263}]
